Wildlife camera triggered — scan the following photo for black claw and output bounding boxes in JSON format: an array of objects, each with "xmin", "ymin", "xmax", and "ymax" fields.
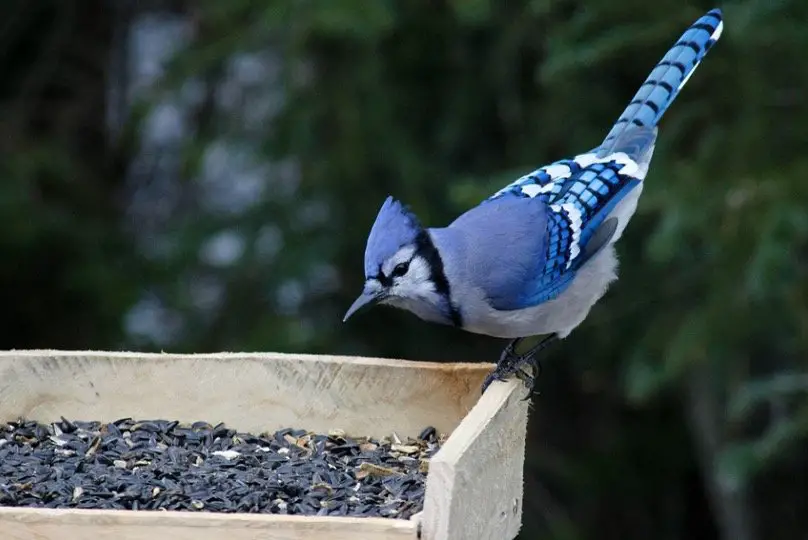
[
  {"xmin": 480, "ymin": 373, "xmax": 498, "ymax": 394},
  {"xmin": 481, "ymin": 334, "xmax": 557, "ymax": 396},
  {"xmin": 513, "ymin": 356, "xmax": 539, "ymax": 400}
]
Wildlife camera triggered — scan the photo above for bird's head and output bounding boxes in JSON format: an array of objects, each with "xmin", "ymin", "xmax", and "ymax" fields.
[{"xmin": 343, "ymin": 196, "xmax": 455, "ymax": 325}]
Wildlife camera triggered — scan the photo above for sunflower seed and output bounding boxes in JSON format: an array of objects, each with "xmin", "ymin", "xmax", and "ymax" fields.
[{"xmin": 0, "ymin": 417, "xmax": 443, "ymax": 519}]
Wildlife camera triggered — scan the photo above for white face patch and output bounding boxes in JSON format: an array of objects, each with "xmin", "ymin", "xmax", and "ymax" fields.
[
  {"xmin": 377, "ymin": 254, "xmax": 437, "ymax": 304},
  {"xmin": 381, "ymin": 245, "xmax": 416, "ymax": 277},
  {"xmin": 369, "ymin": 245, "xmax": 450, "ymax": 325},
  {"xmin": 392, "ymin": 255, "xmax": 432, "ymax": 289}
]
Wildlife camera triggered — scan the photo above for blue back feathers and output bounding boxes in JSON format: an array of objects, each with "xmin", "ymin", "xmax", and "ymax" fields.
[
  {"xmin": 446, "ymin": 195, "xmax": 550, "ymax": 311},
  {"xmin": 479, "ymin": 8, "xmax": 724, "ymax": 309},
  {"xmin": 363, "ymin": 196, "xmax": 423, "ymax": 278}
]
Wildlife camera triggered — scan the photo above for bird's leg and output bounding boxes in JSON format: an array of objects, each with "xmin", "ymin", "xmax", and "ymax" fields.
[{"xmin": 481, "ymin": 334, "xmax": 558, "ymax": 397}]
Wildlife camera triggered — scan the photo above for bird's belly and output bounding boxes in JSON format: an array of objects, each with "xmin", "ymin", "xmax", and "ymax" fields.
[
  {"xmin": 461, "ymin": 245, "xmax": 620, "ymax": 339},
  {"xmin": 463, "ymin": 309, "xmax": 561, "ymax": 338}
]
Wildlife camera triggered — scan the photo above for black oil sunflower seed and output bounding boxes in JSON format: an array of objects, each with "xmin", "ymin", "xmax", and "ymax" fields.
[{"xmin": 0, "ymin": 418, "xmax": 443, "ymax": 519}]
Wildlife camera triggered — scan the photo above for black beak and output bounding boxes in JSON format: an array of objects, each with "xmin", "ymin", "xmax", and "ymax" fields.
[{"xmin": 343, "ymin": 287, "xmax": 385, "ymax": 322}]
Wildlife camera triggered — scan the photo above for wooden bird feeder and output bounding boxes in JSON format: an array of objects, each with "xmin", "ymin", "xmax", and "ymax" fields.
[{"xmin": 0, "ymin": 350, "xmax": 529, "ymax": 540}]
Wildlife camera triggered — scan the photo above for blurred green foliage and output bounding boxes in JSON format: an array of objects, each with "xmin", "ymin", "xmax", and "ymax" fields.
[{"xmin": 1, "ymin": 0, "xmax": 807, "ymax": 538}]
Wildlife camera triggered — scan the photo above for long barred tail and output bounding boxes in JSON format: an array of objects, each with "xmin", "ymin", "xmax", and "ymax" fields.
[{"xmin": 600, "ymin": 8, "xmax": 724, "ymax": 150}]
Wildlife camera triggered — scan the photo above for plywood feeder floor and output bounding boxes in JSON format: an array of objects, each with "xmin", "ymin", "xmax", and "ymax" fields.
[{"xmin": 0, "ymin": 350, "xmax": 529, "ymax": 540}]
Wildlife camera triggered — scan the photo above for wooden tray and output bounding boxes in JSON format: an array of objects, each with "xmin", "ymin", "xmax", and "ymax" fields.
[{"xmin": 0, "ymin": 350, "xmax": 529, "ymax": 540}]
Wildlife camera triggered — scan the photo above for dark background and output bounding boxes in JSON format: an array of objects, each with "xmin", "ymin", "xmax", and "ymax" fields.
[{"xmin": 1, "ymin": 1, "xmax": 806, "ymax": 539}]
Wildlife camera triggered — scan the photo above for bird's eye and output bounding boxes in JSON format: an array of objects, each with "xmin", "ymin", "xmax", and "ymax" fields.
[{"xmin": 391, "ymin": 261, "xmax": 410, "ymax": 278}]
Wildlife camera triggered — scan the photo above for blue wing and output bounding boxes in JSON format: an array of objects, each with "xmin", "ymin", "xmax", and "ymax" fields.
[
  {"xmin": 489, "ymin": 158, "xmax": 583, "ymax": 204},
  {"xmin": 481, "ymin": 8, "xmax": 723, "ymax": 310},
  {"xmin": 487, "ymin": 150, "xmax": 642, "ymax": 310}
]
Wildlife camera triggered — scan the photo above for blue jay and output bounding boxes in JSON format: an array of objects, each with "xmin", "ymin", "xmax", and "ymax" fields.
[{"xmin": 344, "ymin": 9, "xmax": 724, "ymax": 394}]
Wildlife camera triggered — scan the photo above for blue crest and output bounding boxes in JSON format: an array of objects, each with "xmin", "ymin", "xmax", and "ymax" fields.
[{"xmin": 363, "ymin": 196, "xmax": 423, "ymax": 277}]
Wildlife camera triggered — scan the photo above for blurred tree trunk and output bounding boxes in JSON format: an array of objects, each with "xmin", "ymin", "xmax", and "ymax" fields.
[
  {"xmin": 0, "ymin": 0, "xmax": 139, "ymax": 348},
  {"xmin": 685, "ymin": 366, "xmax": 756, "ymax": 540}
]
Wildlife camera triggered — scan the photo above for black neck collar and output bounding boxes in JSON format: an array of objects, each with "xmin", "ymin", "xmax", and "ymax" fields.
[{"xmin": 414, "ymin": 230, "xmax": 463, "ymax": 328}]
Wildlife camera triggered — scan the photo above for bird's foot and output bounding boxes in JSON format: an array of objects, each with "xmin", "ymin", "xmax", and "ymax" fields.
[{"xmin": 481, "ymin": 334, "xmax": 557, "ymax": 399}]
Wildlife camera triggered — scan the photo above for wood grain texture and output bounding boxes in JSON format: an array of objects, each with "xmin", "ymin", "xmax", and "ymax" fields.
[
  {"xmin": 421, "ymin": 379, "xmax": 529, "ymax": 540},
  {"xmin": 0, "ymin": 350, "xmax": 493, "ymax": 439},
  {"xmin": 0, "ymin": 350, "xmax": 529, "ymax": 540},
  {"xmin": 0, "ymin": 507, "xmax": 417, "ymax": 540}
]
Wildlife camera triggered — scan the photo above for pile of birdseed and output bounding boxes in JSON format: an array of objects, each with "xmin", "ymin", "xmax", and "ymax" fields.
[{"xmin": 0, "ymin": 417, "xmax": 445, "ymax": 518}]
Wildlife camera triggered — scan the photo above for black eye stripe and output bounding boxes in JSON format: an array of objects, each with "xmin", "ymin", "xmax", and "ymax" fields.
[
  {"xmin": 373, "ymin": 258, "xmax": 412, "ymax": 286},
  {"xmin": 391, "ymin": 260, "xmax": 410, "ymax": 277}
]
